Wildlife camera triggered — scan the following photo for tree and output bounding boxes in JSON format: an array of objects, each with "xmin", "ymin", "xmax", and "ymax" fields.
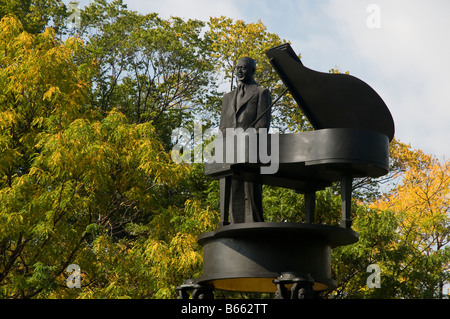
[
  {"xmin": 2, "ymin": 1, "xmax": 448, "ymax": 299},
  {"xmin": 0, "ymin": 15, "xmax": 192, "ymax": 298},
  {"xmin": 328, "ymin": 152, "xmax": 450, "ymax": 299},
  {"xmin": 369, "ymin": 156, "xmax": 449, "ymax": 298},
  {"xmin": 0, "ymin": 0, "xmax": 68, "ymax": 34},
  {"xmin": 78, "ymin": 0, "xmax": 215, "ymax": 132},
  {"xmin": 0, "ymin": 14, "xmax": 91, "ymax": 297},
  {"xmin": 0, "ymin": 15, "xmax": 89, "ymax": 189}
]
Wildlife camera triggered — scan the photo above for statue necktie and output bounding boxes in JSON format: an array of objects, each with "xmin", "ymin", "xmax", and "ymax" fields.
[{"xmin": 239, "ymin": 84, "xmax": 245, "ymax": 97}]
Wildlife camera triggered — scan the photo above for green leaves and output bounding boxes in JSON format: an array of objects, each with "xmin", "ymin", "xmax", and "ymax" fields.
[
  {"xmin": 0, "ymin": 14, "xmax": 188, "ymax": 298},
  {"xmin": 1, "ymin": 1, "xmax": 448, "ymax": 300},
  {"xmin": 0, "ymin": 0, "xmax": 68, "ymax": 35},
  {"xmin": 328, "ymin": 157, "xmax": 450, "ymax": 299},
  {"xmin": 79, "ymin": 2, "xmax": 214, "ymax": 129}
]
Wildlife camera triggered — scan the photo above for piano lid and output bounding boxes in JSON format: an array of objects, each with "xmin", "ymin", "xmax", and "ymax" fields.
[{"xmin": 266, "ymin": 43, "xmax": 395, "ymax": 141}]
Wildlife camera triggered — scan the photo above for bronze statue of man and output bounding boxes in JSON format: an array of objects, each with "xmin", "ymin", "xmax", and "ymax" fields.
[{"xmin": 219, "ymin": 57, "xmax": 272, "ymax": 223}]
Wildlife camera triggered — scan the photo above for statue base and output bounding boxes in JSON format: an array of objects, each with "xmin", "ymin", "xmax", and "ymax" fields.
[{"xmin": 195, "ymin": 222, "xmax": 358, "ymax": 293}]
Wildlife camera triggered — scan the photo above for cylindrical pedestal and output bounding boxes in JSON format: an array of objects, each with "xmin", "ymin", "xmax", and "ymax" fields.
[{"xmin": 196, "ymin": 222, "xmax": 358, "ymax": 293}]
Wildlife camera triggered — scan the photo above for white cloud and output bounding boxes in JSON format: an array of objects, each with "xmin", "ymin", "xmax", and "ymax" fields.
[
  {"xmin": 318, "ymin": 0, "xmax": 450, "ymax": 158},
  {"xmin": 123, "ymin": 0, "xmax": 243, "ymax": 21}
]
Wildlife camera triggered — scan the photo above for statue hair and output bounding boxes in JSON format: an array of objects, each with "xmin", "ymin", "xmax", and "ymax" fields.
[{"xmin": 237, "ymin": 57, "xmax": 256, "ymax": 73}]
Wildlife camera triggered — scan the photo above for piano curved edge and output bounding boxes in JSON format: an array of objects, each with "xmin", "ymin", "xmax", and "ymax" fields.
[
  {"xmin": 204, "ymin": 128, "xmax": 391, "ymax": 188},
  {"xmin": 279, "ymin": 128, "xmax": 390, "ymax": 177}
]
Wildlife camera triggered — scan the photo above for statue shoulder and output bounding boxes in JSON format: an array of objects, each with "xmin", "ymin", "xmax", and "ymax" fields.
[
  {"xmin": 256, "ymin": 85, "xmax": 271, "ymax": 96},
  {"xmin": 223, "ymin": 90, "xmax": 235, "ymax": 98},
  {"xmin": 222, "ymin": 90, "xmax": 235, "ymax": 105}
]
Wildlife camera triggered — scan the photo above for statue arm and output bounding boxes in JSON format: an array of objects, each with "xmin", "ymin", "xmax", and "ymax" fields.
[{"xmin": 219, "ymin": 93, "xmax": 232, "ymax": 133}]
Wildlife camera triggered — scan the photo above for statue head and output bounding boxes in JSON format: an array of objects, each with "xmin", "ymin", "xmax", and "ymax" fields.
[{"xmin": 235, "ymin": 57, "xmax": 256, "ymax": 84}]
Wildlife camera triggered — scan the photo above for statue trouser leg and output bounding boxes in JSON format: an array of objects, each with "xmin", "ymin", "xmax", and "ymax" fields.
[
  {"xmin": 245, "ymin": 182, "xmax": 264, "ymax": 222},
  {"xmin": 231, "ymin": 179, "xmax": 245, "ymax": 223},
  {"xmin": 231, "ymin": 180, "xmax": 264, "ymax": 223}
]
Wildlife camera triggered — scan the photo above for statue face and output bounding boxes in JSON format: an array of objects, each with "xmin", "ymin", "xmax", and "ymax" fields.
[{"xmin": 235, "ymin": 59, "xmax": 255, "ymax": 84}]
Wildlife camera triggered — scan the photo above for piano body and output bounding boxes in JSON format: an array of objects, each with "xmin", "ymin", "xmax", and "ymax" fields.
[{"xmin": 204, "ymin": 43, "xmax": 395, "ymax": 228}]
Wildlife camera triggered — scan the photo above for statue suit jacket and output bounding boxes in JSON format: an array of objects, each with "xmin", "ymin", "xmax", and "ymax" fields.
[
  {"xmin": 218, "ymin": 81, "xmax": 271, "ymax": 223},
  {"xmin": 219, "ymin": 81, "xmax": 272, "ymax": 133}
]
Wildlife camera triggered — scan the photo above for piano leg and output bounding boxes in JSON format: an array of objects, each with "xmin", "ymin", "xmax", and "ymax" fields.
[
  {"xmin": 304, "ymin": 191, "xmax": 316, "ymax": 224},
  {"xmin": 219, "ymin": 176, "xmax": 231, "ymax": 226},
  {"xmin": 340, "ymin": 175, "xmax": 353, "ymax": 229}
]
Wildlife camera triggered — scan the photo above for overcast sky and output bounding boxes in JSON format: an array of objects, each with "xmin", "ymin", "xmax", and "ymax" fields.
[{"xmin": 74, "ymin": 0, "xmax": 450, "ymax": 159}]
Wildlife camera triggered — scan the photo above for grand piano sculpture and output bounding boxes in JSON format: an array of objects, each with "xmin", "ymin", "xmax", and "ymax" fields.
[{"xmin": 177, "ymin": 43, "xmax": 395, "ymax": 299}]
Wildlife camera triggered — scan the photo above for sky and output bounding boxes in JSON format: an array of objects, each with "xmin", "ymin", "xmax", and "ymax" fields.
[{"xmin": 73, "ymin": 0, "xmax": 450, "ymax": 159}]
